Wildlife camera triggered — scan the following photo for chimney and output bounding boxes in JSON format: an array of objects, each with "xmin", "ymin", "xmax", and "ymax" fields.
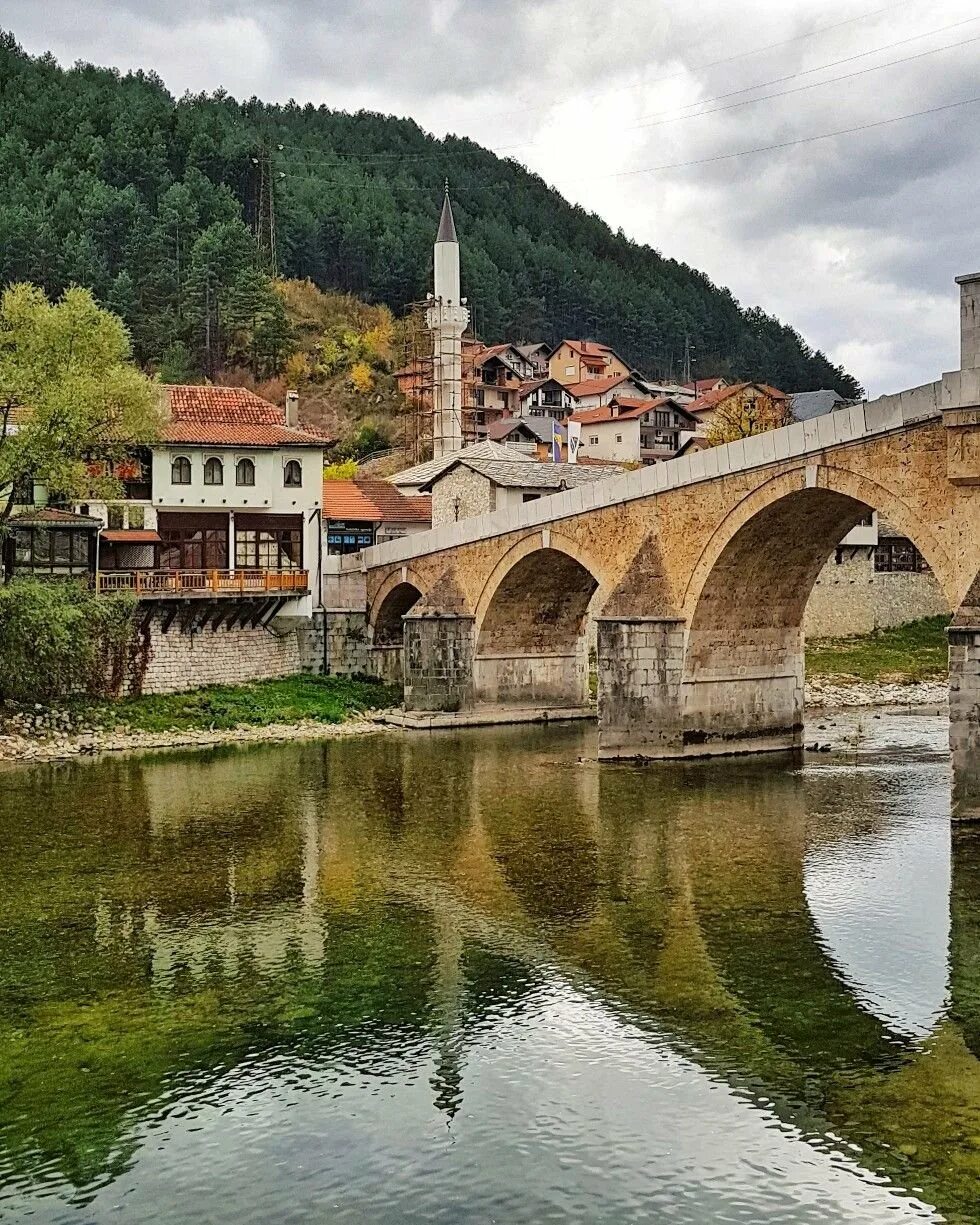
[
  {"xmin": 285, "ymin": 389, "xmax": 299, "ymax": 427},
  {"xmin": 955, "ymin": 273, "xmax": 980, "ymax": 371}
]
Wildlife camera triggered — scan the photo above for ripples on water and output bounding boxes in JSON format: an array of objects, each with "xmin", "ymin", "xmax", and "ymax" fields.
[{"xmin": 0, "ymin": 713, "xmax": 977, "ymax": 1223}]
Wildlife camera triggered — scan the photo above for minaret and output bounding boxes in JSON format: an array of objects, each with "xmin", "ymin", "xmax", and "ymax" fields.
[{"xmin": 427, "ymin": 184, "xmax": 470, "ymax": 458}]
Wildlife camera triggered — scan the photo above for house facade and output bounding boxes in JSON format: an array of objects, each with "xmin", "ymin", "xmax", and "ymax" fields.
[
  {"xmin": 571, "ymin": 396, "xmax": 697, "ymax": 465},
  {"xmin": 687, "ymin": 381, "xmax": 788, "ymax": 434},
  {"xmin": 420, "ymin": 454, "xmax": 625, "ymax": 527},
  {"xmin": 77, "ymin": 385, "xmax": 327, "ymax": 616},
  {"xmin": 518, "ymin": 378, "xmax": 579, "ymax": 420},
  {"xmin": 548, "ymin": 340, "xmax": 632, "ymax": 386}
]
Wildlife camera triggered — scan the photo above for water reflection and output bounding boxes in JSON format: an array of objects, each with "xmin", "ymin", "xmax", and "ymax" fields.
[{"xmin": 0, "ymin": 720, "xmax": 978, "ymax": 1222}]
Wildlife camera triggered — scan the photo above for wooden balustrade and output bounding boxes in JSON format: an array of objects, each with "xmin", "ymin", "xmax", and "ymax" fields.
[{"xmin": 95, "ymin": 569, "xmax": 309, "ymax": 597}]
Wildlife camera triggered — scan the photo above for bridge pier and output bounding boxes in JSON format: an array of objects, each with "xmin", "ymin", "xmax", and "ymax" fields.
[
  {"xmin": 597, "ymin": 617, "xmax": 687, "ymax": 758},
  {"xmin": 597, "ymin": 616, "xmax": 804, "ymax": 760},
  {"xmin": 950, "ymin": 623, "xmax": 980, "ymax": 820},
  {"xmin": 403, "ymin": 613, "xmax": 475, "ymax": 713}
]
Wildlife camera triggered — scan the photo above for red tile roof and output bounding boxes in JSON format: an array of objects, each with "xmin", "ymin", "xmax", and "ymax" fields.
[
  {"xmin": 321, "ymin": 479, "xmax": 432, "ymax": 525},
  {"xmin": 570, "ymin": 396, "xmax": 669, "ymax": 425},
  {"xmin": 322, "ymin": 481, "xmax": 384, "ymax": 522},
  {"xmin": 101, "ymin": 529, "xmax": 162, "ymax": 543},
  {"xmin": 9, "ymin": 508, "xmax": 101, "ymax": 526},
  {"xmin": 167, "ymin": 385, "xmax": 285, "ymax": 424},
  {"xmin": 682, "ymin": 377, "xmax": 727, "ymax": 394},
  {"xmin": 163, "ymin": 384, "xmax": 331, "ymax": 447},
  {"xmin": 357, "ymin": 479, "xmax": 432, "ymax": 524},
  {"xmin": 686, "ymin": 381, "xmax": 787, "ymax": 415},
  {"xmin": 163, "ymin": 422, "xmax": 326, "ymax": 447},
  {"xmin": 563, "ymin": 375, "xmax": 634, "ymax": 399}
]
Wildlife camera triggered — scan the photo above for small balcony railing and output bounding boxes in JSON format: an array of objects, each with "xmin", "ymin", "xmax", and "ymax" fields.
[{"xmin": 96, "ymin": 569, "xmax": 309, "ymax": 597}]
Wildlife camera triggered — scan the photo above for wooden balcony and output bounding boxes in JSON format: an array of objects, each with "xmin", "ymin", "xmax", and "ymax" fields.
[{"xmin": 96, "ymin": 569, "xmax": 309, "ymax": 598}]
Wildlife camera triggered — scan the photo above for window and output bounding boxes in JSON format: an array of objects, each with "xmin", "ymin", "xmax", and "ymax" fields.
[
  {"xmin": 171, "ymin": 456, "xmax": 191, "ymax": 485},
  {"xmin": 235, "ymin": 527, "xmax": 302, "ymax": 569},
  {"xmin": 11, "ymin": 527, "xmax": 92, "ymax": 577},
  {"xmin": 129, "ymin": 505, "xmax": 145, "ymax": 529},
  {"xmin": 236, "ymin": 457, "xmax": 256, "ymax": 487},
  {"xmin": 522, "ymin": 493, "xmax": 542, "ymax": 503},
  {"xmin": 326, "ymin": 522, "xmax": 374, "ymax": 556},
  {"xmin": 204, "ymin": 456, "xmax": 223, "ymax": 486},
  {"xmin": 875, "ymin": 538, "xmax": 930, "ymax": 573},
  {"xmin": 283, "ymin": 459, "xmax": 302, "ymax": 487},
  {"xmin": 616, "ymin": 434, "xmax": 623, "ymax": 444},
  {"xmin": 159, "ymin": 527, "xmax": 227, "ymax": 570},
  {"xmin": 107, "ymin": 504, "xmax": 125, "ymax": 530},
  {"xmin": 590, "ymin": 435, "xmax": 599, "ymax": 445}
]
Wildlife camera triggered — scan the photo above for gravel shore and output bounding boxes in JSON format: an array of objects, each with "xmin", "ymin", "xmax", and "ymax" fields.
[
  {"xmin": 0, "ymin": 716, "xmax": 387, "ymax": 764},
  {"xmin": 0, "ymin": 679, "xmax": 949, "ymax": 764},
  {"xmin": 805, "ymin": 677, "xmax": 948, "ymax": 709}
]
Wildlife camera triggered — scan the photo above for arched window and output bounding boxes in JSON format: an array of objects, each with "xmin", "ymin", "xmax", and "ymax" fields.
[
  {"xmin": 236, "ymin": 457, "xmax": 255, "ymax": 487},
  {"xmin": 204, "ymin": 457, "xmax": 223, "ymax": 486},
  {"xmin": 171, "ymin": 456, "xmax": 191, "ymax": 485},
  {"xmin": 284, "ymin": 459, "xmax": 302, "ymax": 487}
]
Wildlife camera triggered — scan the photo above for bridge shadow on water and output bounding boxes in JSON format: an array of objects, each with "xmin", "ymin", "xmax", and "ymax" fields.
[{"xmin": 0, "ymin": 723, "xmax": 978, "ymax": 1219}]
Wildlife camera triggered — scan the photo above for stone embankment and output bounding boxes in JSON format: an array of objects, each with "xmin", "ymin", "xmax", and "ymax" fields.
[
  {"xmin": 805, "ymin": 677, "xmax": 948, "ymax": 709},
  {"xmin": 0, "ymin": 715, "xmax": 386, "ymax": 763}
]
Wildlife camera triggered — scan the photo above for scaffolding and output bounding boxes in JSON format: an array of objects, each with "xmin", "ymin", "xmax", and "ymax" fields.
[{"xmin": 395, "ymin": 301, "xmax": 482, "ymax": 463}]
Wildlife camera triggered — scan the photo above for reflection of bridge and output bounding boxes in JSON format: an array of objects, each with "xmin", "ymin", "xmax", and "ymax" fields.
[
  {"xmin": 3, "ymin": 733, "xmax": 980, "ymax": 1215},
  {"xmin": 327, "ymin": 277, "xmax": 980, "ymax": 814}
]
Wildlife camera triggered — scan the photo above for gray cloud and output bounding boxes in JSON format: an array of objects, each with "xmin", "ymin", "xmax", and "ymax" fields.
[{"xmin": 4, "ymin": 0, "xmax": 979, "ymax": 394}]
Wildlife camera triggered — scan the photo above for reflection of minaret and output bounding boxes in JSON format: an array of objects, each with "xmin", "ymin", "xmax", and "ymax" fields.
[
  {"xmin": 429, "ymin": 909, "xmax": 466, "ymax": 1121},
  {"xmin": 427, "ymin": 184, "xmax": 470, "ymax": 458}
]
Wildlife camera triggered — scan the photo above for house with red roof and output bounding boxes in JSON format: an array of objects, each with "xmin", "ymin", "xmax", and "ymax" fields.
[
  {"xmin": 570, "ymin": 395, "xmax": 698, "ymax": 465},
  {"xmin": 322, "ymin": 477, "xmax": 431, "ymax": 556},
  {"xmin": 685, "ymin": 382, "xmax": 788, "ymax": 433},
  {"xmin": 548, "ymin": 340, "xmax": 633, "ymax": 387},
  {"xmin": 82, "ymin": 386, "xmax": 327, "ymax": 612}
]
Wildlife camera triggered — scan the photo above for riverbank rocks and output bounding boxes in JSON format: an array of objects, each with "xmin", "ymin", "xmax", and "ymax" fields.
[
  {"xmin": 805, "ymin": 677, "xmax": 949, "ymax": 709},
  {"xmin": 0, "ymin": 716, "xmax": 387, "ymax": 764}
]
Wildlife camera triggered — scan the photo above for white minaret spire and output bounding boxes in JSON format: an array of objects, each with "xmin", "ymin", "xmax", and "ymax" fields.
[{"xmin": 427, "ymin": 183, "xmax": 470, "ymax": 458}]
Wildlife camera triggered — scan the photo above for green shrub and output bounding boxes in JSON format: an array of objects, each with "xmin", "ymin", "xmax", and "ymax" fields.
[{"xmin": 0, "ymin": 579, "xmax": 136, "ymax": 703}]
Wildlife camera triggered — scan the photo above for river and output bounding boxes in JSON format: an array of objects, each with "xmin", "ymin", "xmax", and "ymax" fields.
[{"xmin": 0, "ymin": 714, "xmax": 978, "ymax": 1223}]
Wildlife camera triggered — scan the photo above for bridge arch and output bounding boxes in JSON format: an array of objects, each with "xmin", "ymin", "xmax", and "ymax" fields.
[
  {"xmin": 473, "ymin": 533, "xmax": 602, "ymax": 709},
  {"xmin": 683, "ymin": 464, "xmax": 958, "ymax": 619},
  {"xmin": 678, "ymin": 464, "xmax": 955, "ymax": 755}
]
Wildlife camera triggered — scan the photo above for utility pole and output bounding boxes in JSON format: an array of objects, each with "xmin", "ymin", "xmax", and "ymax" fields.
[{"xmin": 682, "ymin": 333, "xmax": 696, "ymax": 385}]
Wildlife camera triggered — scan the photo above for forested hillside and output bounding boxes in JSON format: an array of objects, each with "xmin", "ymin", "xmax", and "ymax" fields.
[{"xmin": 0, "ymin": 34, "xmax": 862, "ymax": 396}]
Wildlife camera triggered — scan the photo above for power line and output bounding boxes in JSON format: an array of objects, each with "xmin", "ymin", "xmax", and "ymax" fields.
[
  {"xmin": 478, "ymin": 0, "xmax": 917, "ymax": 124},
  {"xmin": 633, "ymin": 28, "xmax": 980, "ymax": 132},
  {"xmin": 590, "ymin": 92, "xmax": 980, "ymax": 181},
  {"xmin": 633, "ymin": 12, "xmax": 980, "ymax": 126},
  {"xmin": 272, "ymin": 13, "xmax": 979, "ymax": 171}
]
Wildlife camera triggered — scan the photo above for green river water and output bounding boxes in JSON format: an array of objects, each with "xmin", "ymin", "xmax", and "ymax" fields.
[{"xmin": 0, "ymin": 714, "xmax": 978, "ymax": 1223}]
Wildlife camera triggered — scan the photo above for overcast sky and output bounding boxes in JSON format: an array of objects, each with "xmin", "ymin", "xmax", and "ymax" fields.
[{"xmin": 7, "ymin": 0, "xmax": 980, "ymax": 394}]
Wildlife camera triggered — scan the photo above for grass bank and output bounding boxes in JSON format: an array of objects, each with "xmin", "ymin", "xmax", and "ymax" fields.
[
  {"xmin": 79, "ymin": 674, "xmax": 399, "ymax": 733},
  {"xmin": 805, "ymin": 616, "xmax": 950, "ymax": 684}
]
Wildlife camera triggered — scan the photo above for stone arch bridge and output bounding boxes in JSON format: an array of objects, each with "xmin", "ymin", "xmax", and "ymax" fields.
[{"xmin": 326, "ymin": 392, "xmax": 980, "ymax": 809}]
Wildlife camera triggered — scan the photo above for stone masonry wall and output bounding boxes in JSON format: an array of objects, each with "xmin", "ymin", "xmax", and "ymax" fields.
[
  {"xmin": 323, "ymin": 610, "xmax": 369, "ymax": 676},
  {"xmin": 430, "ymin": 467, "xmax": 495, "ymax": 528},
  {"xmin": 404, "ymin": 615, "xmax": 475, "ymax": 712},
  {"xmin": 950, "ymin": 625, "xmax": 980, "ymax": 819},
  {"xmin": 133, "ymin": 615, "xmax": 306, "ymax": 695},
  {"xmin": 804, "ymin": 552, "xmax": 949, "ymax": 637}
]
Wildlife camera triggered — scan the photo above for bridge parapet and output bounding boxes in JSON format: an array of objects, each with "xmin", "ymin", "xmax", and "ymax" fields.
[{"xmin": 354, "ymin": 394, "xmax": 946, "ymax": 575}]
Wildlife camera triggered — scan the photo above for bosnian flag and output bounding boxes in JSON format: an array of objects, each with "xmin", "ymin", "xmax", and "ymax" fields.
[{"xmin": 552, "ymin": 418, "xmax": 562, "ymax": 463}]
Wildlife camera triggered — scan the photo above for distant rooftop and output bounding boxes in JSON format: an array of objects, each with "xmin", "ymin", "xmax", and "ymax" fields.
[{"xmin": 391, "ymin": 440, "xmax": 533, "ymax": 488}]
